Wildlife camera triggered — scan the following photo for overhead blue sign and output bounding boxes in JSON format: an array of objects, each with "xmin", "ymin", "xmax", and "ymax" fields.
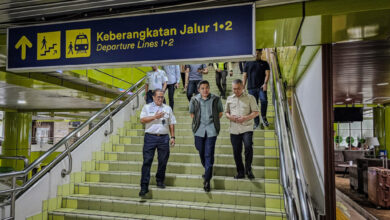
[{"xmin": 7, "ymin": 4, "xmax": 254, "ymax": 71}]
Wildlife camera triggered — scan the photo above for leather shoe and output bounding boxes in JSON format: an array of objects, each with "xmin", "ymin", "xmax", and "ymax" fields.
[
  {"xmin": 246, "ymin": 170, "xmax": 255, "ymax": 180},
  {"xmin": 234, "ymin": 173, "xmax": 245, "ymax": 179},
  {"xmin": 156, "ymin": 182, "xmax": 166, "ymax": 189},
  {"xmin": 139, "ymin": 188, "xmax": 149, "ymax": 197},
  {"xmin": 203, "ymin": 181, "xmax": 211, "ymax": 192}
]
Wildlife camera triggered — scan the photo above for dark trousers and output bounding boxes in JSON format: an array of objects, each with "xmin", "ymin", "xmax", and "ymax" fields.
[
  {"xmin": 194, "ymin": 133, "xmax": 217, "ymax": 182},
  {"xmin": 187, "ymin": 80, "xmax": 201, "ymax": 101},
  {"xmin": 230, "ymin": 132, "xmax": 253, "ymax": 175},
  {"xmin": 248, "ymin": 88, "xmax": 268, "ymax": 125},
  {"xmin": 215, "ymin": 70, "xmax": 227, "ymax": 97},
  {"xmin": 146, "ymin": 90, "xmax": 166, "ymax": 104},
  {"xmin": 180, "ymin": 72, "xmax": 186, "ymax": 87},
  {"xmin": 166, "ymin": 84, "xmax": 176, "ymax": 110},
  {"xmin": 140, "ymin": 134, "xmax": 170, "ymax": 190}
]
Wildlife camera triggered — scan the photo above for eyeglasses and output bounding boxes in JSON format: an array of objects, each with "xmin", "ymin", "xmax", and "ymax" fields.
[{"xmin": 155, "ymin": 96, "xmax": 164, "ymax": 99}]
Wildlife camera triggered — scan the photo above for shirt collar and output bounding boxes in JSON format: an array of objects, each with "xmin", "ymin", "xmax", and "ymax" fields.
[{"xmin": 232, "ymin": 92, "xmax": 247, "ymax": 98}]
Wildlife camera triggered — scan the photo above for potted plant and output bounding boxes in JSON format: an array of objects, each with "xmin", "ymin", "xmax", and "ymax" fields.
[
  {"xmin": 346, "ymin": 136, "xmax": 355, "ymax": 149},
  {"xmin": 334, "ymin": 135, "xmax": 343, "ymax": 148}
]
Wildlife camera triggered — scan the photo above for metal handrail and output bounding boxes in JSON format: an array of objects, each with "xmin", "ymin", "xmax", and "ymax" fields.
[
  {"xmin": 267, "ymin": 48, "xmax": 316, "ymax": 219},
  {"xmin": 0, "ymin": 76, "xmax": 146, "ymax": 219}
]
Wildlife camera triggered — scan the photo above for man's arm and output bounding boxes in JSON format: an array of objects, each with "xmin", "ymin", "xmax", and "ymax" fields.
[
  {"xmin": 162, "ymin": 82, "xmax": 167, "ymax": 92},
  {"xmin": 213, "ymin": 63, "xmax": 218, "ymax": 72},
  {"xmin": 228, "ymin": 62, "xmax": 233, "ymax": 76},
  {"xmin": 202, "ymin": 67, "xmax": 209, "ymax": 75},
  {"xmin": 262, "ymin": 70, "xmax": 270, "ymax": 91},
  {"xmin": 185, "ymin": 67, "xmax": 189, "ymax": 89},
  {"xmin": 169, "ymin": 124, "xmax": 175, "ymax": 146},
  {"xmin": 140, "ymin": 111, "xmax": 164, "ymax": 124},
  {"xmin": 242, "ymin": 72, "xmax": 248, "ymax": 89},
  {"xmin": 144, "ymin": 84, "xmax": 149, "ymax": 100}
]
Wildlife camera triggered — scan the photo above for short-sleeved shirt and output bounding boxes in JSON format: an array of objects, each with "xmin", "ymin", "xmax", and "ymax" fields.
[
  {"xmin": 244, "ymin": 60, "xmax": 270, "ymax": 89},
  {"xmin": 163, "ymin": 65, "xmax": 180, "ymax": 85},
  {"xmin": 146, "ymin": 69, "xmax": 168, "ymax": 91},
  {"xmin": 225, "ymin": 92, "xmax": 259, "ymax": 134},
  {"xmin": 189, "ymin": 94, "xmax": 223, "ymax": 137},
  {"xmin": 186, "ymin": 64, "xmax": 206, "ymax": 81},
  {"xmin": 140, "ymin": 102, "xmax": 176, "ymax": 135}
]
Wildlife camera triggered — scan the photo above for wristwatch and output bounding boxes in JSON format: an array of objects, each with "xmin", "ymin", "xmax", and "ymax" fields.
[{"xmin": 170, "ymin": 136, "xmax": 175, "ymax": 139}]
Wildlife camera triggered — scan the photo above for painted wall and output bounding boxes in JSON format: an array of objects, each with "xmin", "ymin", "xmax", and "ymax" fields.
[
  {"xmin": 11, "ymin": 90, "xmax": 145, "ymax": 219},
  {"xmin": 292, "ymin": 48, "xmax": 325, "ymax": 213}
]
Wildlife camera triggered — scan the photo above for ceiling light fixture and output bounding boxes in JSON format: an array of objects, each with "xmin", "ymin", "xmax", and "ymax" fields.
[
  {"xmin": 17, "ymin": 100, "xmax": 26, "ymax": 104},
  {"xmin": 377, "ymin": 82, "xmax": 389, "ymax": 86},
  {"xmin": 345, "ymin": 98, "xmax": 352, "ymax": 101}
]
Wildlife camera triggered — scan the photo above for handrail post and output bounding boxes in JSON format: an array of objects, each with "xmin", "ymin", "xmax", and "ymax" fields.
[
  {"xmin": 10, "ymin": 176, "xmax": 16, "ymax": 219},
  {"xmin": 61, "ymin": 142, "xmax": 72, "ymax": 178},
  {"xmin": 104, "ymin": 109, "xmax": 113, "ymax": 136}
]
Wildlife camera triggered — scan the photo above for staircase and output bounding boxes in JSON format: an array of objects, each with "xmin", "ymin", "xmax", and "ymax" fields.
[{"xmin": 28, "ymin": 65, "xmax": 286, "ymax": 220}]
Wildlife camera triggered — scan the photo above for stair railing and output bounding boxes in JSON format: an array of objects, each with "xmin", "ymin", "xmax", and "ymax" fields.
[
  {"xmin": 0, "ymin": 76, "xmax": 146, "ymax": 220},
  {"xmin": 266, "ymin": 48, "xmax": 317, "ymax": 220}
]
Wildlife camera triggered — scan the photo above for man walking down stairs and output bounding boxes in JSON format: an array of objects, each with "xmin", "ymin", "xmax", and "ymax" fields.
[{"xmin": 30, "ymin": 63, "xmax": 285, "ymax": 220}]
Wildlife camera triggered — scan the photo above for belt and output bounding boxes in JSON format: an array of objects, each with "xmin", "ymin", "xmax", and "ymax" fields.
[{"xmin": 146, "ymin": 133, "xmax": 168, "ymax": 136}]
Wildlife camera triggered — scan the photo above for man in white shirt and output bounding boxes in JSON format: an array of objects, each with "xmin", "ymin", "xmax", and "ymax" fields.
[
  {"xmin": 163, "ymin": 65, "xmax": 180, "ymax": 110},
  {"xmin": 139, "ymin": 89, "xmax": 176, "ymax": 197},
  {"xmin": 145, "ymin": 66, "xmax": 168, "ymax": 104}
]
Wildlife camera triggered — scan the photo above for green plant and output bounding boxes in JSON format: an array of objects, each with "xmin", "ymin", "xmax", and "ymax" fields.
[
  {"xmin": 346, "ymin": 136, "xmax": 354, "ymax": 145},
  {"xmin": 358, "ymin": 138, "xmax": 365, "ymax": 144},
  {"xmin": 334, "ymin": 136, "xmax": 343, "ymax": 144}
]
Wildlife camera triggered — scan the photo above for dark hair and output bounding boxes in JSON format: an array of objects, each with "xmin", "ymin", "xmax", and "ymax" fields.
[
  {"xmin": 152, "ymin": 89, "xmax": 164, "ymax": 96},
  {"xmin": 256, "ymin": 48, "xmax": 263, "ymax": 53},
  {"xmin": 232, "ymin": 79, "xmax": 243, "ymax": 85},
  {"xmin": 197, "ymin": 80, "xmax": 210, "ymax": 89}
]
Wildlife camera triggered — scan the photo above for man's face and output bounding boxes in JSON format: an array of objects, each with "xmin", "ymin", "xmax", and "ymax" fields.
[
  {"xmin": 153, "ymin": 91, "xmax": 164, "ymax": 106},
  {"xmin": 152, "ymin": 66, "xmax": 158, "ymax": 71},
  {"xmin": 198, "ymin": 83, "xmax": 210, "ymax": 98},
  {"xmin": 255, "ymin": 50, "xmax": 262, "ymax": 60},
  {"xmin": 232, "ymin": 83, "xmax": 244, "ymax": 97}
]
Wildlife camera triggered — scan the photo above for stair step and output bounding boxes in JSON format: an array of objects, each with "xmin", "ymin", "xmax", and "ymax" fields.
[
  {"xmin": 94, "ymin": 161, "xmax": 280, "ymax": 179},
  {"xmin": 59, "ymin": 194, "xmax": 286, "ymax": 219},
  {"xmin": 114, "ymin": 135, "xmax": 278, "ymax": 146},
  {"xmin": 49, "ymin": 208, "xmax": 191, "ymax": 220},
  {"xmin": 105, "ymin": 143, "xmax": 279, "ymax": 155},
  {"xmin": 84, "ymin": 171, "xmax": 282, "ymax": 193},
  {"xmin": 73, "ymin": 182, "xmax": 283, "ymax": 209},
  {"xmin": 98, "ymin": 152, "xmax": 280, "ymax": 167}
]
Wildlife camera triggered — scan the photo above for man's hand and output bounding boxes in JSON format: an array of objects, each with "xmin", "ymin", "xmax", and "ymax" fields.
[
  {"xmin": 154, "ymin": 110, "xmax": 165, "ymax": 120},
  {"xmin": 228, "ymin": 115, "xmax": 238, "ymax": 122},
  {"xmin": 262, "ymin": 84, "xmax": 267, "ymax": 91},
  {"xmin": 235, "ymin": 116, "xmax": 247, "ymax": 124},
  {"xmin": 175, "ymin": 83, "xmax": 179, "ymax": 89},
  {"xmin": 229, "ymin": 71, "xmax": 233, "ymax": 77},
  {"xmin": 170, "ymin": 138, "xmax": 175, "ymax": 147}
]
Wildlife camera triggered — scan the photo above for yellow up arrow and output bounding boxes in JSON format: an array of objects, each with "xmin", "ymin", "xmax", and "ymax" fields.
[{"xmin": 15, "ymin": 36, "xmax": 32, "ymax": 60}]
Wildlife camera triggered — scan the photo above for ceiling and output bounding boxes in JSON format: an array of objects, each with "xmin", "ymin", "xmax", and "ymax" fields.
[{"xmin": 333, "ymin": 40, "xmax": 390, "ymax": 105}]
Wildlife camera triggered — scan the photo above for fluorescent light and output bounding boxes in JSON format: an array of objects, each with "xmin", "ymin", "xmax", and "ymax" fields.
[
  {"xmin": 345, "ymin": 98, "xmax": 352, "ymax": 101},
  {"xmin": 358, "ymin": 92, "xmax": 367, "ymax": 94},
  {"xmin": 377, "ymin": 82, "xmax": 389, "ymax": 86},
  {"xmin": 17, "ymin": 100, "xmax": 26, "ymax": 104}
]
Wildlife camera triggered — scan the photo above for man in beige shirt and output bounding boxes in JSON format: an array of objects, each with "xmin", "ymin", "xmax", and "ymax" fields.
[{"xmin": 225, "ymin": 79, "xmax": 259, "ymax": 179}]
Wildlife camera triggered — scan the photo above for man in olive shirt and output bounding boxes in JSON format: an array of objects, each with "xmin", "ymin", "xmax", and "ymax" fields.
[
  {"xmin": 225, "ymin": 79, "xmax": 259, "ymax": 179},
  {"xmin": 189, "ymin": 80, "xmax": 223, "ymax": 192}
]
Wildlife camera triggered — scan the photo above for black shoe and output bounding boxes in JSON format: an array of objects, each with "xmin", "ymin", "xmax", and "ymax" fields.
[
  {"xmin": 139, "ymin": 188, "xmax": 149, "ymax": 197},
  {"xmin": 262, "ymin": 118, "xmax": 269, "ymax": 127},
  {"xmin": 203, "ymin": 181, "xmax": 211, "ymax": 192},
  {"xmin": 246, "ymin": 170, "xmax": 255, "ymax": 180},
  {"xmin": 253, "ymin": 124, "xmax": 259, "ymax": 130},
  {"xmin": 234, "ymin": 173, "xmax": 245, "ymax": 179},
  {"xmin": 156, "ymin": 182, "xmax": 166, "ymax": 189}
]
